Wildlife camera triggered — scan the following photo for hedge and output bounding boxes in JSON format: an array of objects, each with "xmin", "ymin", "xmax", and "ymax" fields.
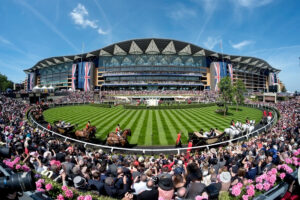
[{"xmin": 123, "ymin": 103, "xmax": 215, "ymax": 110}]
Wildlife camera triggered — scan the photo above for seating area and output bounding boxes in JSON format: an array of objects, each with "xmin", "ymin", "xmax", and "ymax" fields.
[{"xmin": 0, "ymin": 94, "xmax": 299, "ymax": 200}]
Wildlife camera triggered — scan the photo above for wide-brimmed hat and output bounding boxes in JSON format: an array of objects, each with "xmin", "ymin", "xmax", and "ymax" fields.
[
  {"xmin": 158, "ymin": 175, "xmax": 174, "ymax": 191},
  {"xmin": 73, "ymin": 176, "xmax": 86, "ymax": 188},
  {"xmin": 220, "ymin": 172, "xmax": 231, "ymax": 183}
]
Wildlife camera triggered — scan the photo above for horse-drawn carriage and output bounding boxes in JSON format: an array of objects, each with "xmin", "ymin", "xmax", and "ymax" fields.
[
  {"xmin": 53, "ymin": 121, "xmax": 77, "ymax": 134},
  {"xmin": 188, "ymin": 130, "xmax": 226, "ymax": 146},
  {"xmin": 106, "ymin": 129, "xmax": 131, "ymax": 147}
]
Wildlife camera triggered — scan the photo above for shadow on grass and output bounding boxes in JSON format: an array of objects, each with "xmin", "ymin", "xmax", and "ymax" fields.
[
  {"xmin": 215, "ymin": 111, "xmax": 234, "ymax": 116},
  {"xmin": 229, "ymin": 107, "xmax": 243, "ymax": 112}
]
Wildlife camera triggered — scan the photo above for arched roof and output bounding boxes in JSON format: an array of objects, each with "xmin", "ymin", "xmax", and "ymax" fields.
[{"xmin": 24, "ymin": 38, "xmax": 280, "ymax": 73}]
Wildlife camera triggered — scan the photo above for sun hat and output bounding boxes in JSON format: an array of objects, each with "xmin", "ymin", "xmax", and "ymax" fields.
[
  {"xmin": 73, "ymin": 176, "xmax": 86, "ymax": 188},
  {"xmin": 220, "ymin": 172, "xmax": 231, "ymax": 183},
  {"xmin": 158, "ymin": 175, "xmax": 174, "ymax": 191}
]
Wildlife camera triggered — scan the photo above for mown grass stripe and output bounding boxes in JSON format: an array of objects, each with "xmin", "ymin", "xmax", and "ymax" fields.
[
  {"xmin": 164, "ymin": 110, "xmax": 189, "ymax": 143},
  {"xmin": 155, "ymin": 110, "xmax": 168, "ymax": 145},
  {"xmin": 130, "ymin": 110, "xmax": 147, "ymax": 144},
  {"xmin": 144, "ymin": 110, "xmax": 152, "ymax": 146},
  {"xmin": 152, "ymin": 110, "xmax": 160, "ymax": 145}
]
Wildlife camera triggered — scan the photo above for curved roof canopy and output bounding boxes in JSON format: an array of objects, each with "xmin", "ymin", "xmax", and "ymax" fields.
[{"xmin": 24, "ymin": 38, "xmax": 280, "ymax": 73}]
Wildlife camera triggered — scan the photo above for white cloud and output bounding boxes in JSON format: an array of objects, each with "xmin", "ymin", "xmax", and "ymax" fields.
[
  {"xmin": 98, "ymin": 28, "xmax": 108, "ymax": 35},
  {"xmin": 203, "ymin": 37, "xmax": 222, "ymax": 50},
  {"xmin": 168, "ymin": 4, "xmax": 197, "ymax": 20},
  {"xmin": 70, "ymin": 4, "xmax": 98, "ymax": 29},
  {"xmin": 230, "ymin": 40, "xmax": 254, "ymax": 50},
  {"xmin": 70, "ymin": 3, "xmax": 109, "ymax": 36},
  {"xmin": 235, "ymin": 0, "xmax": 273, "ymax": 8}
]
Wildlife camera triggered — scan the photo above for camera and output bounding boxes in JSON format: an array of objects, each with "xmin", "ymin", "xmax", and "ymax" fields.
[{"xmin": 0, "ymin": 146, "xmax": 36, "ymax": 199}]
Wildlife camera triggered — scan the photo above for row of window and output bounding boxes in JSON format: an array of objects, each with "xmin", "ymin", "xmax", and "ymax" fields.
[
  {"xmin": 98, "ymin": 55, "xmax": 207, "ymax": 67},
  {"xmin": 105, "ymin": 76, "xmax": 200, "ymax": 81},
  {"xmin": 98, "ymin": 66, "xmax": 207, "ymax": 72}
]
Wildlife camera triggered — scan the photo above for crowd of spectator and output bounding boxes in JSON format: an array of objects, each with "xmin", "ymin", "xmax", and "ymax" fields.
[{"xmin": 0, "ymin": 95, "xmax": 299, "ymax": 200}]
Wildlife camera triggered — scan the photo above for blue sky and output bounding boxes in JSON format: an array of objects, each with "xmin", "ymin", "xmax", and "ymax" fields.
[{"xmin": 0, "ymin": 0, "xmax": 299, "ymax": 91}]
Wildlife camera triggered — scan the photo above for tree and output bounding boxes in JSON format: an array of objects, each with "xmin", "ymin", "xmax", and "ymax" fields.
[
  {"xmin": 281, "ymin": 85, "xmax": 287, "ymax": 92},
  {"xmin": 218, "ymin": 76, "xmax": 234, "ymax": 116},
  {"xmin": 0, "ymin": 73, "xmax": 13, "ymax": 92},
  {"xmin": 233, "ymin": 79, "xmax": 246, "ymax": 111}
]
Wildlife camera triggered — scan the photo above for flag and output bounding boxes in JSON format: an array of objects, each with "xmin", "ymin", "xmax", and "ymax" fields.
[
  {"xmin": 84, "ymin": 62, "xmax": 91, "ymax": 91},
  {"xmin": 228, "ymin": 63, "xmax": 234, "ymax": 82},
  {"xmin": 71, "ymin": 64, "xmax": 77, "ymax": 91},
  {"xmin": 213, "ymin": 62, "xmax": 221, "ymax": 91}
]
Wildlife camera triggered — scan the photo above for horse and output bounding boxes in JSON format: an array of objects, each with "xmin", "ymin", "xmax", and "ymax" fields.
[
  {"xmin": 267, "ymin": 116, "xmax": 272, "ymax": 124},
  {"xmin": 224, "ymin": 125, "xmax": 240, "ymax": 139},
  {"xmin": 106, "ymin": 129, "xmax": 131, "ymax": 147},
  {"xmin": 75, "ymin": 126, "xmax": 97, "ymax": 139}
]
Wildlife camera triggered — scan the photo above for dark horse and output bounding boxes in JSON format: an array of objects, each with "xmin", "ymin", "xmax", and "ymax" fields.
[
  {"xmin": 106, "ymin": 129, "xmax": 131, "ymax": 147},
  {"xmin": 75, "ymin": 126, "xmax": 97, "ymax": 139}
]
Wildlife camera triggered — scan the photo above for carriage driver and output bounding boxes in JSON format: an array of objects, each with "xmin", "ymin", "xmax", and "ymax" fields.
[
  {"xmin": 116, "ymin": 124, "xmax": 121, "ymax": 137},
  {"xmin": 86, "ymin": 121, "xmax": 91, "ymax": 130},
  {"xmin": 231, "ymin": 120, "xmax": 235, "ymax": 126},
  {"xmin": 246, "ymin": 117, "xmax": 250, "ymax": 124}
]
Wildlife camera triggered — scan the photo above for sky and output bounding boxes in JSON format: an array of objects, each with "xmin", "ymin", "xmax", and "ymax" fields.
[{"xmin": 0, "ymin": 0, "xmax": 299, "ymax": 91}]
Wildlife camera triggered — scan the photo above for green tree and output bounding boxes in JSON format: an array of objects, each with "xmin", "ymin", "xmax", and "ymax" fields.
[
  {"xmin": 0, "ymin": 73, "xmax": 13, "ymax": 92},
  {"xmin": 233, "ymin": 79, "xmax": 246, "ymax": 111},
  {"xmin": 281, "ymin": 85, "xmax": 287, "ymax": 92},
  {"xmin": 218, "ymin": 76, "xmax": 233, "ymax": 116}
]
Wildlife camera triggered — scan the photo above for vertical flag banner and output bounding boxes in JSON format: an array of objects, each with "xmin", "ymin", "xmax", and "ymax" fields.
[
  {"xmin": 210, "ymin": 62, "xmax": 228, "ymax": 91},
  {"xmin": 227, "ymin": 63, "xmax": 234, "ymax": 82},
  {"xmin": 71, "ymin": 64, "xmax": 77, "ymax": 90},
  {"xmin": 269, "ymin": 73, "xmax": 277, "ymax": 86},
  {"xmin": 84, "ymin": 62, "xmax": 91, "ymax": 91},
  {"xmin": 28, "ymin": 73, "xmax": 36, "ymax": 91},
  {"xmin": 78, "ymin": 62, "xmax": 94, "ymax": 91}
]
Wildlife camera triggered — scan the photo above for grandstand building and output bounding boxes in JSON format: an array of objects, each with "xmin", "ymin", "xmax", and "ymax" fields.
[{"xmin": 24, "ymin": 38, "xmax": 280, "ymax": 92}]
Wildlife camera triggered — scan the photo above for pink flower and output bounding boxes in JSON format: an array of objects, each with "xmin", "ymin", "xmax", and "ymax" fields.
[
  {"xmin": 61, "ymin": 185, "xmax": 68, "ymax": 191},
  {"xmin": 35, "ymin": 182, "xmax": 42, "ymax": 189},
  {"xmin": 277, "ymin": 165, "xmax": 282, "ymax": 170},
  {"xmin": 269, "ymin": 175, "xmax": 277, "ymax": 184},
  {"xmin": 84, "ymin": 195, "xmax": 92, "ymax": 200},
  {"xmin": 37, "ymin": 179, "xmax": 45, "ymax": 184},
  {"xmin": 285, "ymin": 158, "xmax": 292, "ymax": 164},
  {"xmin": 279, "ymin": 173, "xmax": 286, "ymax": 179},
  {"xmin": 77, "ymin": 196, "xmax": 85, "ymax": 200},
  {"xmin": 263, "ymin": 182, "xmax": 271, "ymax": 191},
  {"xmin": 293, "ymin": 151, "xmax": 299, "ymax": 156},
  {"xmin": 256, "ymin": 176, "xmax": 263, "ymax": 183},
  {"xmin": 158, "ymin": 197, "xmax": 164, "ymax": 200},
  {"xmin": 65, "ymin": 189, "xmax": 73, "ymax": 199},
  {"xmin": 256, "ymin": 183, "xmax": 263, "ymax": 191},
  {"xmin": 45, "ymin": 183, "xmax": 53, "ymax": 191},
  {"xmin": 22, "ymin": 165, "xmax": 30, "ymax": 172},
  {"xmin": 237, "ymin": 182, "xmax": 243, "ymax": 188},
  {"xmin": 15, "ymin": 164, "xmax": 21, "ymax": 170},
  {"xmin": 247, "ymin": 179, "xmax": 253, "ymax": 184},
  {"xmin": 242, "ymin": 195, "xmax": 249, "ymax": 200},
  {"xmin": 195, "ymin": 196, "xmax": 207, "ymax": 200},
  {"xmin": 12, "ymin": 157, "xmax": 20, "ymax": 165},
  {"xmin": 5, "ymin": 161, "xmax": 14, "ymax": 169},
  {"xmin": 270, "ymin": 168, "xmax": 277, "ymax": 175},
  {"xmin": 56, "ymin": 194, "xmax": 64, "ymax": 200},
  {"xmin": 37, "ymin": 188, "xmax": 45, "ymax": 192},
  {"xmin": 231, "ymin": 184, "xmax": 242, "ymax": 196}
]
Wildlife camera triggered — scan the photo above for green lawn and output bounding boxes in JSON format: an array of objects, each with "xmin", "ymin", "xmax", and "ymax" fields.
[{"xmin": 43, "ymin": 105, "xmax": 262, "ymax": 146}]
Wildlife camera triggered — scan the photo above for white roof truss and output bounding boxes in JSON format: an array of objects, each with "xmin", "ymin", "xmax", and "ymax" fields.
[
  {"xmin": 249, "ymin": 60, "xmax": 259, "ymax": 66},
  {"xmin": 46, "ymin": 60, "xmax": 54, "ymax": 65},
  {"xmin": 257, "ymin": 63, "xmax": 264, "ymax": 67},
  {"xmin": 193, "ymin": 49, "xmax": 205, "ymax": 56},
  {"xmin": 210, "ymin": 53, "xmax": 219, "ymax": 58},
  {"xmin": 178, "ymin": 44, "xmax": 191, "ymax": 55},
  {"xmin": 114, "ymin": 44, "xmax": 127, "ymax": 55},
  {"xmin": 53, "ymin": 58, "xmax": 62, "ymax": 64},
  {"xmin": 241, "ymin": 58, "xmax": 251, "ymax": 64},
  {"xmin": 74, "ymin": 55, "xmax": 81, "ymax": 60},
  {"xmin": 129, "ymin": 41, "xmax": 143, "ymax": 54},
  {"xmin": 99, "ymin": 49, "xmax": 112, "ymax": 56},
  {"xmin": 232, "ymin": 57, "xmax": 242, "ymax": 62},
  {"xmin": 162, "ymin": 41, "xmax": 176, "ymax": 54},
  {"xmin": 145, "ymin": 39, "xmax": 160, "ymax": 54},
  {"xmin": 63, "ymin": 57, "xmax": 72, "ymax": 62},
  {"xmin": 224, "ymin": 55, "xmax": 231, "ymax": 59},
  {"xmin": 86, "ymin": 53, "xmax": 95, "ymax": 58}
]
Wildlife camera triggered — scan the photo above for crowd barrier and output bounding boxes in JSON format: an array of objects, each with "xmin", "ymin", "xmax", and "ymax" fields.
[{"xmin": 27, "ymin": 102, "xmax": 278, "ymax": 154}]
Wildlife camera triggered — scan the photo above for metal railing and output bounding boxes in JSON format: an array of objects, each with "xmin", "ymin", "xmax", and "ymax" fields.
[{"xmin": 28, "ymin": 103, "xmax": 278, "ymax": 154}]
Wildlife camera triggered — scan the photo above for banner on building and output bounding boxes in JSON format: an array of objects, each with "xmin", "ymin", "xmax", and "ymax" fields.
[
  {"xmin": 27, "ymin": 73, "xmax": 36, "ymax": 91},
  {"xmin": 210, "ymin": 62, "xmax": 227, "ymax": 91},
  {"xmin": 71, "ymin": 64, "xmax": 77, "ymax": 91},
  {"xmin": 269, "ymin": 73, "xmax": 277, "ymax": 86},
  {"xmin": 78, "ymin": 62, "xmax": 94, "ymax": 91},
  {"xmin": 227, "ymin": 63, "xmax": 234, "ymax": 82}
]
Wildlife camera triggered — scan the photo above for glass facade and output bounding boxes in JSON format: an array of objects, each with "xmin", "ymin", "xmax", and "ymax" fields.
[
  {"xmin": 98, "ymin": 55, "xmax": 207, "ymax": 89},
  {"xmin": 39, "ymin": 63, "xmax": 72, "ymax": 87}
]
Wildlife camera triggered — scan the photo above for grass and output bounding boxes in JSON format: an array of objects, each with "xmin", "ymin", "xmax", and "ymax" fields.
[{"xmin": 43, "ymin": 105, "xmax": 262, "ymax": 146}]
